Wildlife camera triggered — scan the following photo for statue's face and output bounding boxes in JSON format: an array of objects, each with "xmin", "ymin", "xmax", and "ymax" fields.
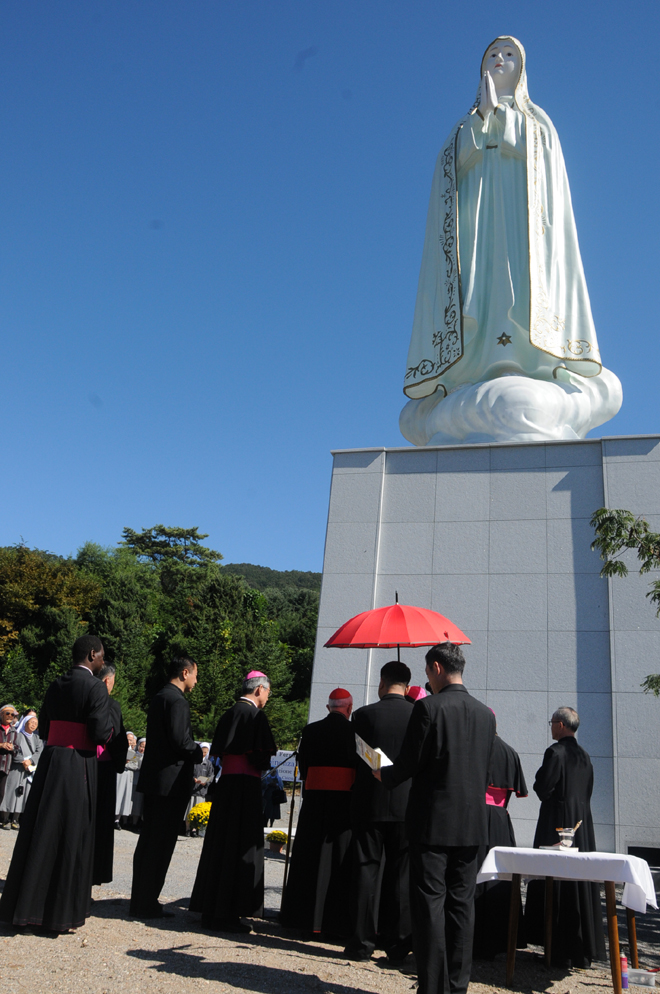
[{"xmin": 483, "ymin": 42, "xmax": 521, "ymax": 90}]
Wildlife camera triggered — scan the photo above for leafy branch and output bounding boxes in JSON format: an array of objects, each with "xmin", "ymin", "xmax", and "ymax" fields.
[{"xmin": 591, "ymin": 507, "xmax": 660, "ymax": 696}]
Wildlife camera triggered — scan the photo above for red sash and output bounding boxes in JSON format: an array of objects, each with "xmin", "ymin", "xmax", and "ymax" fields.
[
  {"xmin": 47, "ymin": 720, "xmax": 96, "ymax": 751},
  {"xmin": 305, "ymin": 766, "xmax": 355, "ymax": 791},
  {"xmin": 222, "ymin": 754, "xmax": 260, "ymax": 778},
  {"xmin": 485, "ymin": 786, "xmax": 509, "ymax": 808}
]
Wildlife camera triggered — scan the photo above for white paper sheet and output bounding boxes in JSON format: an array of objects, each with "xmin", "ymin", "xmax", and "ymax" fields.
[{"xmin": 355, "ymin": 734, "xmax": 392, "ymax": 770}]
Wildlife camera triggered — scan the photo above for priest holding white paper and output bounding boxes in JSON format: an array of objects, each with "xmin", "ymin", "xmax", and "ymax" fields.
[{"xmin": 345, "ymin": 661, "xmax": 414, "ymax": 964}]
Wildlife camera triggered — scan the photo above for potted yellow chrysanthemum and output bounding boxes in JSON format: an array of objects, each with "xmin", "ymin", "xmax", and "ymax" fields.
[
  {"xmin": 188, "ymin": 801, "xmax": 212, "ymax": 836},
  {"xmin": 265, "ymin": 829, "xmax": 288, "ymax": 853}
]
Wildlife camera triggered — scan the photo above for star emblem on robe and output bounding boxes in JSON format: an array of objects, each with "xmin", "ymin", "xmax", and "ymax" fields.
[{"xmin": 497, "ymin": 333, "xmax": 512, "ymax": 346}]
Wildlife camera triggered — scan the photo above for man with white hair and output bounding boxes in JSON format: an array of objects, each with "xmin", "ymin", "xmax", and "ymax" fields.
[
  {"xmin": 190, "ymin": 671, "xmax": 276, "ymax": 933},
  {"xmin": 281, "ymin": 688, "xmax": 357, "ymax": 938},
  {"xmin": 525, "ymin": 706, "xmax": 605, "ymax": 967}
]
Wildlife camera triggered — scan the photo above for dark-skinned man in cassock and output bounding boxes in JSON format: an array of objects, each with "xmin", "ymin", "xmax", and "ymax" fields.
[
  {"xmin": 0, "ymin": 635, "xmax": 113, "ymax": 933},
  {"xmin": 472, "ymin": 719, "xmax": 527, "ymax": 959},
  {"xmin": 280, "ymin": 687, "xmax": 357, "ymax": 940},
  {"xmin": 93, "ymin": 663, "xmax": 129, "ymax": 886},
  {"xmin": 130, "ymin": 657, "xmax": 202, "ymax": 919},
  {"xmin": 525, "ymin": 706, "xmax": 606, "ymax": 967},
  {"xmin": 190, "ymin": 670, "xmax": 276, "ymax": 933},
  {"xmin": 345, "ymin": 661, "xmax": 414, "ymax": 963},
  {"xmin": 376, "ymin": 643, "xmax": 495, "ymax": 994}
]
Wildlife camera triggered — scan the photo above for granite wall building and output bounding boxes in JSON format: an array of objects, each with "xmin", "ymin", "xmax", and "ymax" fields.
[{"xmin": 309, "ymin": 435, "xmax": 660, "ymax": 855}]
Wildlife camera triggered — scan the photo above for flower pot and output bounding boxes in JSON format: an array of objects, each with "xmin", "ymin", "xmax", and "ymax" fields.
[
  {"xmin": 269, "ymin": 842, "xmax": 283, "ymax": 853},
  {"xmin": 198, "ymin": 828, "xmax": 206, "ymax": 837}
]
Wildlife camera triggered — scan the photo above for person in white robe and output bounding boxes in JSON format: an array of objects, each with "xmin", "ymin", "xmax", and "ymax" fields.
[
  {"xmin": 115, "ymin": 731, "xmax": 138, "ymax": 828},
  {"xmin": 400, "ymin": 36, "xmax": 622, "ymax": 445},
  {"xmin": 2, "ymin": 715, "xmax": 43, "ymax": 827}
]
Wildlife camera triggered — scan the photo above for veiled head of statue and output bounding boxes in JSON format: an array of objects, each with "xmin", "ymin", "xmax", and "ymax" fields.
[{"xmin": 480, "ymin": 36, "xmax": 525, "ymax": 97}]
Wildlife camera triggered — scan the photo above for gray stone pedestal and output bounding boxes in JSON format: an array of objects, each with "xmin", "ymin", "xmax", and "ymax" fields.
[{"xmin": 310, "ymin": 436, "xmax": 660, "ymax": 854}]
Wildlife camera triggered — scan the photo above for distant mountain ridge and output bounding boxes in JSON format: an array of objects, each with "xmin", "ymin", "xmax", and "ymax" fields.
[{"xmin": 222, "ymin": 562, "xmax": 322, "ymax": 592}]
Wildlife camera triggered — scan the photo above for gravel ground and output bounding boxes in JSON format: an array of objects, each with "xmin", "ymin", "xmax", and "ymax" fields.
[{"xmin": 1, "ymin": 823, "xmax": 658, "ymax": 994}]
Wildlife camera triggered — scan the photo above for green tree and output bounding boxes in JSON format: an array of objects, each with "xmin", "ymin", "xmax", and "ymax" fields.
[
  {"xmin": 0, "ymin": 545, "xmax": 100, "ymax": 703},
  {"xmin": 591, "ymin": 507, "xmax": 660, "ymax": 696},
  {"xmin": 121, "ymin": 526, "xmax": 222, "ymax": 567},
  {"xmin": 0, "ymin": 531, "xmax": 314, "ymax": 746},
  {"xmin": 76, "ymin": 543, "xmax": 158, "ymax": 734}
]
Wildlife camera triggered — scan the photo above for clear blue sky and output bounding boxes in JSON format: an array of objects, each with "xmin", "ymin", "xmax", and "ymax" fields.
[{"xmin": 1, "ymin": 1, "xmax": 658, "ymax": 571}]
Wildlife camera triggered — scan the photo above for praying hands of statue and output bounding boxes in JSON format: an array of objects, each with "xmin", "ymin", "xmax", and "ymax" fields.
[{"xmin": 479, "ymin": 71, "xmax": 499, "ymax": 118}]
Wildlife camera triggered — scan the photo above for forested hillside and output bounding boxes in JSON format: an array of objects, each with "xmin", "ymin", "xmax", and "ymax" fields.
[{"xmin": 0, "ymin": 527, "xmax": 320, "ymax": 746}]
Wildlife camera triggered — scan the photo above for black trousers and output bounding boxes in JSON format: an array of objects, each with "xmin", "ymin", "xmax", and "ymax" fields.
[
  {"xmin": 130, "ymin": 792, "xmax": 188, "ymax": 915},
  {"xmin": 349, "ymin": 821, "xmax": 411, "ymax": 956},
  {"xmin": 409, "ymin": 844, "xmax": 479, "ymax": 994}
]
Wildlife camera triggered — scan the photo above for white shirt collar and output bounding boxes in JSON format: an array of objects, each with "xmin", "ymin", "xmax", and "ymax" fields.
[{"xmin": 239, "ymin": 696, "xmax": 258, "ymax": 708}]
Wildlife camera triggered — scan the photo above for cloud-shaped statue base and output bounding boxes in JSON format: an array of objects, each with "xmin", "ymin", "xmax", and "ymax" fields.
[{"xmin": 399, "ymin": 371, "xmax": 623, "ymax": 447}]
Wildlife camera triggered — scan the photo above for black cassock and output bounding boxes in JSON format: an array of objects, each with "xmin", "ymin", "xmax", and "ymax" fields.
[
  {"xmin": 348, "ymin": 693, "xmax": 414, "ymax": 959},
  {"xmin": 524, "ymin": 737, "xmax": 606, "ymax": 967},
  {"xmin": 93, "ymin": 697, "xmax": 128, "ymax": 885},
  {"xmin": 0, "ymin": 667, "xmax": 112, "ymax": 931},
  {"xmin": 189, "ymin": 699, "xmax": 276, "ymax": 925},
  {"xmin": 280, "ymin": 712, "xmax": 356, "ymax": 937},
  {"xmin": 472, "ymin": 735, "xmax": 527, "ymax": 959}
]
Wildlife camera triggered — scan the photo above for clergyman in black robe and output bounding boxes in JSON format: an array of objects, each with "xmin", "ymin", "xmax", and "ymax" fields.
[
  {"xmin": 280, "ymin": 688, "xmax": 357, "ymax": 939},
  {"xmin": 0, "ymin": 636, "xmax": 113, "ymax": 932},
  {"xmin": 379, "ymin": 644, "xmax": 496, "ymax": 994},
  {"xmin": 189, "ymin": 671, "xmax": 276, "ymax": 933},
  {"xmin": 345, "ymin": 661, "xmax": 415, "ymax": 963},
  {"xmin": 472, "ymin": 731, "xmax": 527, "ymax": 959},
  {"xmin": 93, "ymin": 664, "xmax": 129, "ymax": 886},
  {"xmin": 130, "ymin": 656, "xmax": 202, "ymax": 918},
  {"xmin": 524, "ymin": 706, "xmax": 606, "ymax": 967}
]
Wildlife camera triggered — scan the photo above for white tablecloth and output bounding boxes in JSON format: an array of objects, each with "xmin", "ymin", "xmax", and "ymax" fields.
[{"xmin": 477, "ymin": 847, "xmax": 658, "ymax": 914}]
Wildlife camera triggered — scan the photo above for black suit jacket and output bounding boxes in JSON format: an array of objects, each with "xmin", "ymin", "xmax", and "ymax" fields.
[
  {"xmin": 381, "ymin": 684, "xmax": 496, "ymax": 846},
  {"xmin": 352, "ymin": 693, "xmax": 414, "ymax": 824},
  {"xmin": 138, "ymin": 683, "xmax": 202, "ymax": 799}
]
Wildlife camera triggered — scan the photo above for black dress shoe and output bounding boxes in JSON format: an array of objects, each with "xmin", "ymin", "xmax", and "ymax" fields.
[{"xmin": 343, "ymin": 947, "xmax": 372, "ymax": 961}]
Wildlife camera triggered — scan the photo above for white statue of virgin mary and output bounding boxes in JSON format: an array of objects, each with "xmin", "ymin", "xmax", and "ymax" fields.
[{"xmin": 400, "ymin": 37, "xmax": 622, "ymax": 445}]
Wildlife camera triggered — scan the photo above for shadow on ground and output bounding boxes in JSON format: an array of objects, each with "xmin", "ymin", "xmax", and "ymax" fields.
[{"xmin": 126, "ymin": 952, "xmax": 380, "ymax": 993}]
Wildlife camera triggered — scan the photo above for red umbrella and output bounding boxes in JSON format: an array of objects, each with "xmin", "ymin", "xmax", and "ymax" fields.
[{"xmin": 324, "ymin": 602, "xmax": 471, "ymax": 657}]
